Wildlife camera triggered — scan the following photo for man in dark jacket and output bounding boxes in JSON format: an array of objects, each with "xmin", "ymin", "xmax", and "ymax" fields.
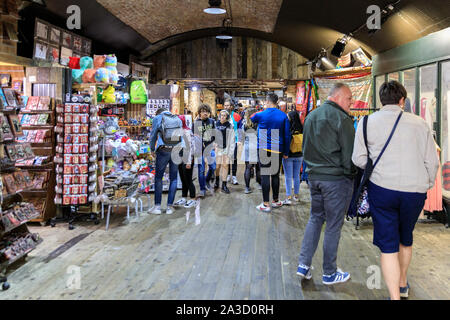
[{"xmin": 296, "ymin": 83, "xmax": 357, "ymax": 286}]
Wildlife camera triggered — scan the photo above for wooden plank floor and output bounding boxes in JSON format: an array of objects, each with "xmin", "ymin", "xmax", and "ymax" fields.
[{"xmin": 1, "ymin": 171, "xmax": 450, "ymax": 300}]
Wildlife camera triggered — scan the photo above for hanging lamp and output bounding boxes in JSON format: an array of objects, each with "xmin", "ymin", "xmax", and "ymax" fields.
[{"xmin": 204, "ymin": 0, "xmax": 226, "ymax": 14}]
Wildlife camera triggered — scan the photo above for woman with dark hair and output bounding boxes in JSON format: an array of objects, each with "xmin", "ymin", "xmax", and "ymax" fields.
[
  {"xmin": 282, "ymin": 110, "xmax": 303, "ymax": 205},
  {"xmin": 352, "ymin": 80, "xmax": 439, "ymax": 300},
  {"xmin": 240, "ymin": 107, "xmax": 261, "ymax": 193},
  {"xmin": 174, "ymin": 115, "xmax": 198, "ymax": 208}
]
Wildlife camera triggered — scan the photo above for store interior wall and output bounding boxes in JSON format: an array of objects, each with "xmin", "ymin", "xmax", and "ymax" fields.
[{"xmin": 150, "ymin": 36, "xmax": 309, "ymax": 81}]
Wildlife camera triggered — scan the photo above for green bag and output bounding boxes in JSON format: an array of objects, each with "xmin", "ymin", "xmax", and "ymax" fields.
[{"xmin": 130, "ymin": 80, "xmax": 148, "ymax": 104}]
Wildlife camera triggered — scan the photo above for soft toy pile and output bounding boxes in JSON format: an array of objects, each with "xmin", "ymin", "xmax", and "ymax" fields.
[{"xmin": 71, "ymin": 54, "xmax": 119, "ymax": 85}]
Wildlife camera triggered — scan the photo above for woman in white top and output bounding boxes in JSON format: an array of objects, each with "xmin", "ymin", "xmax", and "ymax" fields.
[{"xmin": 352, "ymin": 81, "xmax": 439, "ymax": 300}]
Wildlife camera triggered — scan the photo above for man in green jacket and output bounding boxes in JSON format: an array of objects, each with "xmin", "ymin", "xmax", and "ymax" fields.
[{"xmin": 296, "ymin": 83, "xmax": 357, "ymax": 285}]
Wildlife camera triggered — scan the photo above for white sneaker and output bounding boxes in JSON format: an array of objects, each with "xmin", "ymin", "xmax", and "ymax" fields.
[
  {"xmin": 184, "ymin": 199, "xmax": 197, "ymax": 208},
  {"xmin": 150, "ymin": 206, "xmax": 162, "ymax": 215},
  {"xmin": 256, "ymin": 203, "xmax": 271, "ymax": 212},
  {"xmin": 174, "ymin": 198, "xmax": 186, "ymax": 206},
  {"xmin": 199, "ymin": 190, "xmax": 206, "ymax": 197},
  {"xmin": 232, "ymin": 176, "xmax": 239, "ymax": 185},
  {"xmin": 283, "ymin": 198, "xmax": 292, "ymax": 205},
  {"xmin": 272, "ymin": 200, "xmax": 283, "ymax": 208},
  {"xmin": 166, "ymin": 206, "xmax": 174, "ymax": 215},
  {"xmin": 292, "ymin": 196, "xmax": 299, "ymax": 202},
  {"xmin": 227, "ymin": 175, "xmax": 231, "ymax": 182}
]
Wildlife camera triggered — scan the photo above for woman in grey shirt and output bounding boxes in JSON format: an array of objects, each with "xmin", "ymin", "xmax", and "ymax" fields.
[{"xmin": 352, "ymin": 81, "xmax": 439, "ymax": 300}]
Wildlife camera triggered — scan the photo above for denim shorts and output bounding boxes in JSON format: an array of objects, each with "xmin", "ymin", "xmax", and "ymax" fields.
[{"xmin": 368, "ymin": 181, "xmax": 427, "ymax": 253}]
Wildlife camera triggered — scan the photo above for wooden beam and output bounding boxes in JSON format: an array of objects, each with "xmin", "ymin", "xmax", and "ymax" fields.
[{"xmin": 312, "ymin": 66, "xmax": 372, "ymax": 78}]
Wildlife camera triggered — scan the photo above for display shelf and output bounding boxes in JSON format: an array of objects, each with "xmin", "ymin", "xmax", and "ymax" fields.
[
  {"xmin": 1, "ymin": 212, "xmax": 41, "ymax": 235},
  {"xmin": 19, "ymin": 110, "xmax": 54, "ymax": 114},
  {"xmin": 4, "ymin": 238, "xmax": 42, "ymax": 266},
  {"xmin": 72, "ymin": 83, "xmax": 117, "ymax": 90},
  {"xmin": 21, "ymin": 125, "xmax": 54, "ymax": 130}
]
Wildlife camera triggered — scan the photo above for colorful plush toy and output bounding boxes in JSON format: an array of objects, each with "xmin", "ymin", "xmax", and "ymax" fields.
[
  {"xmin": 93, "ymin": 55, "xmax": 106, "ymax": 69},
  {"xmin": 102, "ymin": 85, "xmax": 116, "ymax": 104},
  {"xmin": 105, "ymin": 54, "xmax": 119, "ymax": 84},
  {"xmin": 72, "ymin": 56, "xmax": 93, "ymax": 83},
  {"xmin": 95, "ymin": 67, "xmax": 110, "ymax": 83}
]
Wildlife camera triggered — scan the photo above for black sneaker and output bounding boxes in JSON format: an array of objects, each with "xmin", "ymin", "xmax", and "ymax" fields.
[
  {"xmin": 214, "ymin": 180, "xmax": 220, "ymax": 190},
  {"xmin": 221, "ymin": 183, "xmax": 230, "ymax": 194}
]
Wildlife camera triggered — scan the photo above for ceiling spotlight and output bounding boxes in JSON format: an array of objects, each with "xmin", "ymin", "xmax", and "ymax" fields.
[
  {"xmin": 192, "ymin": 86, "xmax": 199, "ymax": 92},
  {"xmin": 331, "ymin": 37, "xmax": 348, "ymax": 57},
  {"xmin": 204, "ymin": 0, "xmax": 226, "ymax": 14}
]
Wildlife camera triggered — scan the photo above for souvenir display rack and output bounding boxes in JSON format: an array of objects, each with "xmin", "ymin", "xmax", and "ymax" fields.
[
  {"xmin": 0, "ymin": 109, "xmax": 42, "ymax": 291},
  {"xmin": 52, "ymin": 99, "xmax": 100, "ymax": 230},
  {"xmin": 16, "ymin": 96, "xmax": 57, "ymax": 225}
]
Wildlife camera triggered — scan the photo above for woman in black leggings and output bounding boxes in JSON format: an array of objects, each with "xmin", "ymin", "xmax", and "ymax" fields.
[
  {"xmin": 174, "ymin": 115, "xmax": 197, "ymax": 208},
  {"xmin": 240, "ymin": 108, "xmax": 261, "ymax": 194}
]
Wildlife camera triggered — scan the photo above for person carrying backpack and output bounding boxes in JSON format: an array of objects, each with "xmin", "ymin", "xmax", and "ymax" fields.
[
  {"xmin": 149, "ymin": 107, "xmax": 183, "ymax": 215},
  {"xmin": 282, "ymin": 111, "xmax": 304, "ymax": 205}
]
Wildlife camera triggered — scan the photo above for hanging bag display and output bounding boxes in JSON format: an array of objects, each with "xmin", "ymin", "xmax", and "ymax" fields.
[
  {"xmin": 350, "ymin": 111, "xmax": 403, "ymax": 219},
  {"xmin": 130, "ymin": 80, "xmax": 148, "ymax": 104}
]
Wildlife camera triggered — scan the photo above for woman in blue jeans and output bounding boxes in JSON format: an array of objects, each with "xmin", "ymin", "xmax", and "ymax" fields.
[{"xmin": 282, "ymin": 111, "xmax": 303, "ymax": 205}]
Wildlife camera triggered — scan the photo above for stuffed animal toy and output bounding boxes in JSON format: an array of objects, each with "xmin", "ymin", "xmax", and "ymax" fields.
[
  {"xmin": 102, "ymin": 85, "xmax": 116, "ymax": 104},
  {"xmin": 72, "ymin": 56, "xmax": 93, "ymax": 83},
  {"xmin": 93, "ymin": 55, "xmax": 106, "ymax": 69},
  {"xmin": 105, "ymin": 54, "xmax": 119, "ymax": 84},
  {"xmin": 95, "ymin": 68, "xmax": 110, "ymax": 83},
  {"xmin": 69, "ymin": 57, "xmax": 80, "ymax": 69}
]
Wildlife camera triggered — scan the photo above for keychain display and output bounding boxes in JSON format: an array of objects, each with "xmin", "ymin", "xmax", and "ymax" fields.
[{"xmin": 54, "ymin": 102, "xmax": 97, "ymax": 205}]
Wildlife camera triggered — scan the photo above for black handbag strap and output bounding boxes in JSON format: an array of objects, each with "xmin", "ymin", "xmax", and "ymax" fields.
[{"xmin": 363, "ymin": 111, "xmax": 403, "ymax": 169}]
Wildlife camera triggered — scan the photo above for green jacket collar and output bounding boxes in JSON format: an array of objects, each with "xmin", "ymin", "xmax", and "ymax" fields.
[{"xmin": 324, "ymin": 100, "xmax": 351, "ymax": 118}]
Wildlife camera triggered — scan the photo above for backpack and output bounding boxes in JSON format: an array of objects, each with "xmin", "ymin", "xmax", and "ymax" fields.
[
  {"xmin": 160, "ymin": 113, "xmax": 182, "ymax": 146},
  {"xmin": 290, "ymin": 131, "xmax": 303, "ymax": 153},
  {"xmin": 130, "ymin": 80, "xmax": 148, "ymax": 104}
]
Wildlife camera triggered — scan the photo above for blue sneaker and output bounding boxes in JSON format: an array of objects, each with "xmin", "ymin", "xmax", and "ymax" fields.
[
  {"xmin": 296, "ymin": 264, "xmax": 313, "ymax": 280},
  {"xmin": 322, "ymin": 268, "xmax": 350, "ymax": 285},
  {"xmin": 400, "ymin": 282, "xmax": 410, "ymax": 299}
]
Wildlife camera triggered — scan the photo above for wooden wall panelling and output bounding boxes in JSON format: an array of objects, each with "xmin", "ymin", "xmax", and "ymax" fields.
[
  {"xmin": 236, "ymin": 37, "xmax": 242, "ymax": 79},
  {"xmin": 247, "ymin": 38, "xmax": 253, "ymax": 80},
  {"xmin": 226, "ymin": 42, "xmax": 232, "ymax": 79},
  {"xmin": 261, "ymin": 40, "xmax": 268, "ymax": 80},
  {"xmin": 287, "ymin": 50, "xmax": 293, "ymax": 80},
  {"xmin": 277, "ymin": 45, "xmax": 282, "ymax": 79},
  {"xmin": 231, "ymin": 38, "xmax": 238, "ymax": 79},
  {"xmin": 281, "ymin": 46, "xmax": 289, "ymax": 79},
  {"xmin": 272, "ymin": 43, "xmax": 278, "ymax": 79},
  {"xmin": 220, "ymin": 44, "xmax": 226, "ymax": 79},
  {"xmin": 292, "ymin": 52, "xmax": 298, "ymax": 79},
  {"xmin": 267, "ymin": 41, "xmax": 272, "ymax": 80},
  {"xmin": 253, "ymin": 39, "xmax": 259, "ymax": 80},
  {"xmin": 176, "ymin": 45, "xmax": 183, "ymax": 79},
  {"xmin": 241, "ymin": 37, "xmax": 247, "ymax": 79},
  {"xmin": 201, "ymin": 38, "xmax": 207, "ymax": 78}
]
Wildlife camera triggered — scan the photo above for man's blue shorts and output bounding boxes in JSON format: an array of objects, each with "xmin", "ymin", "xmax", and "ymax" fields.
[{"xmin": 368, "ymin": 181, "xmax": 427, "ymax": 254}]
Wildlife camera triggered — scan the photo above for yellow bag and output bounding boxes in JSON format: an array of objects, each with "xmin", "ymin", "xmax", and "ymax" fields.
[
  {"xmin": 102, "ymin": 85, "xmax": 116, "ymax": 104},
  {"xmin": 290, "ymin": 133, "xmax": 303, "ymax": 153}
]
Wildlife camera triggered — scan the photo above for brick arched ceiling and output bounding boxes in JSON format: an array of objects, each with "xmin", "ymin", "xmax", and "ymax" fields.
[
  {"xmin": 33, "ymin": 0, "xmax": 450, "ymax": 62},
  {"xmin": 95, "ymin": 0, "xmax": 284, "ymax": 43}
]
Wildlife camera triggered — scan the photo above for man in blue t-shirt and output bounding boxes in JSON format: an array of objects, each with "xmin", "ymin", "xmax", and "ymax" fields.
[{"xmin": 251, "ymin": 93, "xmax": 290, "ymax": 212}]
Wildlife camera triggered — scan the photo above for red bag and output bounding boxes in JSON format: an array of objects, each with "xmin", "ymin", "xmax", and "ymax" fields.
[{"xmin": 69, "ymin": 57, "xmax": 81, "ymax": 69}]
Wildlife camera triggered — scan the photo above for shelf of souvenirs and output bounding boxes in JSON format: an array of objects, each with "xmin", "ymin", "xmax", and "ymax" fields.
[
  {"xmin": 0, "ymin": 236, "xmax": 42, "ymax": 267},
  {"xmin": 72, "ymin": 83, "xmax": 121, "ymax": 90},
  {"xmin": 1, "ymin": 212, "xmax": 41, "ymax": 235},
  {"xmin": 19, "ymin": 110, "xmax": 54, "ymax": 114}
]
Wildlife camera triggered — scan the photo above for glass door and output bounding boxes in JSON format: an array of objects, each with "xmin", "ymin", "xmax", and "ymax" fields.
[
  {"xmin": 419, "ymin": 64, "xmax": 438, "ymax": 135},
  {"xmin": 402, "ymin": 68, "xmax": 416, "ymax": 114},
  {"xmin": 441, "ymin": 61, "xmax": 450, "ymax": 192}
]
